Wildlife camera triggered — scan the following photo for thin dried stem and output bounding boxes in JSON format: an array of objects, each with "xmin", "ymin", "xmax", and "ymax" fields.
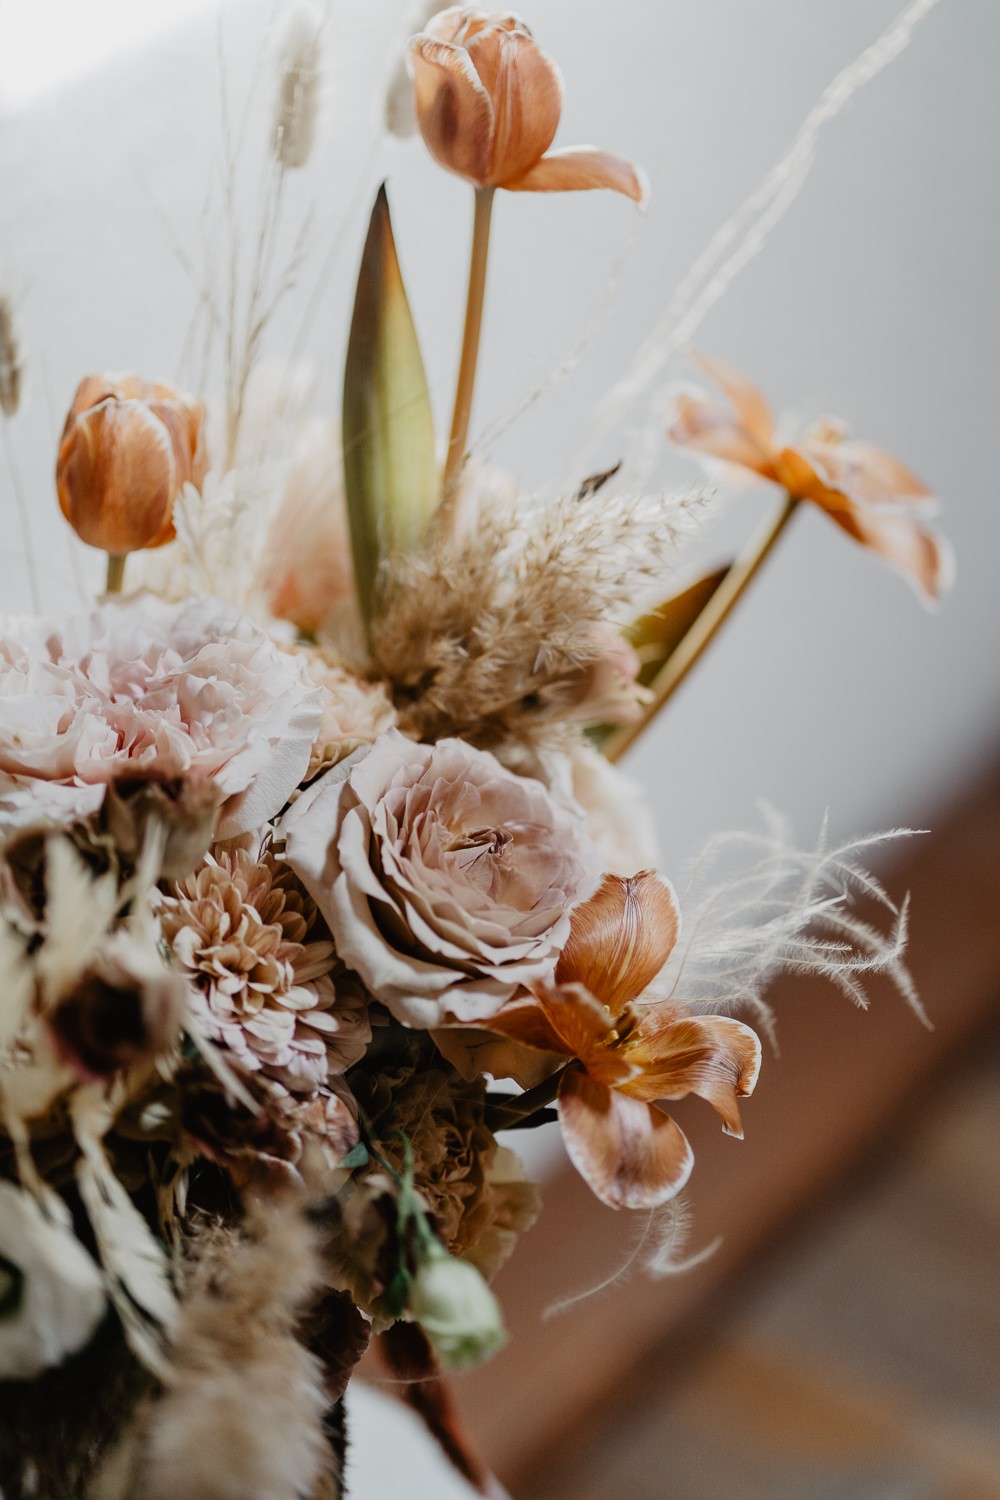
[
  {"xmin": 443, "ymin": 186, "xmax": 495, "ymax": 500},
  {"xmin": 603, "ymin": 493, "xmax": 797, "ymax": 762},
  {"xmin": 1, "ymin": 420, "xmax": 41, "ymax": 612}
]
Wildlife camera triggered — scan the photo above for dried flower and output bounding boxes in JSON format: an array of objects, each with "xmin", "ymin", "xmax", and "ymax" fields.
[
  {"xmin": 491, "ymin": 872, "xmax": 761, "ymax": 1208},
  {"xmin": 295, "ymin": 651, "xmax": 397, "ymax": 781},
  {"xmin": 100, "ymin": 770, "xmax": 222, "ymax": 881},
  {"xmin": 48, "ymin": 933, "xmax": 189, "ymax": 1080},
  {"xmin": 0, "ymin": 1184, "xmax": 106, "ymax": 1379},
  {"xmin": 0, "ymin": 596, "xmax": 324, "ymax": 840},
  {"xmin": 0, "ymin": 289, "xmax": 24, "ymax": 417},
  {"xmin": 262, "ymin": 421, "xmax": 357, "ymax": 638},
  {"xmin": 158, "ymin": 841, "xmax": 370, "ymax": 1092},
  {"xmin": 408, "ymin": 1242, "xmax": 507, "ymax": 1371},
  {"xmin": 56, "ymin": 373, "xmax": 207, "ymax": 556},
  {"xmin": 283, "ymin": 729, "xmax": 601, "ymax": 1025},
  {"xmin": 409, "ymin": 8, "xmax": 647, "ymax": 201},
  {"xmin": 272, "ymin": 2, "xmax": 325, "ymax": 169},
  {"xmin": 666, "ymin": 353, "xmax": 951, "ymax": 604}
]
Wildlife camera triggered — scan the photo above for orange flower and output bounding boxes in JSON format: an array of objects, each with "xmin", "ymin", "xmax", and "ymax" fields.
[
  {"xmin": 57, "ymin": 373, "xmax": 207, "ymax": 555},
  {"xmin": 408, "ymin": 8, "xmax": 647, "ymax": 201},
  {"xmin": 666, "ymin": 353, "xmax": 951, "ymax": 605},
  {"xmin": 490, "ymin": 872, "xmax": 761, "ymax": 1209}
]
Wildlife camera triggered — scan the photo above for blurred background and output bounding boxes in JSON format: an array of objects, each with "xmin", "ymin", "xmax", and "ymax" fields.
[{"xmin": 1, "ymin": 1, "xmax": 997, "ymax": 1495}]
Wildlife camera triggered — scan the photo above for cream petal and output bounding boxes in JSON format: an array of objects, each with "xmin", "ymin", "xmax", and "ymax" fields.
[
  {"xmin": 505, "ymin": 145, "xmax": 648, "ymax": 203},
  {"xmin": 558, "ymin": 1068, "xmax": 694, "ymax": 1209},
  {"xmin": 818, "ymin": 500, "xmax": 953, "ymax": 607},
  {"xmin": 556, "ymin": 871, "xmax": 680, "ymax": 1013},
  {"xmin": 408, "ymin": 36, "xmax": 494, "ymax": 185}
]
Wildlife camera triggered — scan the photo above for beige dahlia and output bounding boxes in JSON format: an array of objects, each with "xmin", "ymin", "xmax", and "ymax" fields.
[{"xmin": 158, "ymin": 843, "xmax": 369, "ymax": 1093}]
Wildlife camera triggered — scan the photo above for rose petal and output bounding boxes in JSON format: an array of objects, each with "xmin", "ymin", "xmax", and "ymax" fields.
[
  {"xmin": 557, "ymin": 1068, "xmax": 693, "ymax": 1209},
  {"xmin": 505, "ymin": 145, "xmax": 648, "ymax": 204},
  {"xmin": 409, "ymin": 36, "xmax": 494, "ymax": 185},
  {"xmin": 556, "ymin": 871, "xmax": 680, "ymax": 1014},
  {"xmin": 621, "ymin": 1012, "xmax": 762, "ymax": 1137}
]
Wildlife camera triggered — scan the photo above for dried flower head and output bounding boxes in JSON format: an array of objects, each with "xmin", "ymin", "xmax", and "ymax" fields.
[
  {"xmin": 283, "ymin": 729, "xmax": 602, "ymax": 1026},
  {"xmin": 0, "ymin": 595, "xmax": 324, "ymax": 840},
  {"xmin": 262, "ymin": 420, "xmax": 357, "ymax": 638},
  {"xmin": 0, "ymin": 289, "xmax": 24, "ymax": 418},
  {"xmin": 158, "ymin": 841, "xmax": 370, "ymax": 1093},
  {"xmin": 272, "ymin": 2, "xmax": 325, "ymax": 169},
  {"xmin": 409, "ymin": 8, "xmax": 647, "ymax": 201},
  {"xmin": 666, "ymin": 353, "xmax": 952, "ymax": 604},
  {"xmin": 372, "ymin": 489, "xmax": 697, "ymax": 752},
  {"xmin": 295, "ymin": 650, "xmax": 396, "ymax": 782},
  {"xmin": 56, "ymin": 373, "xmax": 207, "ymax": 556}
]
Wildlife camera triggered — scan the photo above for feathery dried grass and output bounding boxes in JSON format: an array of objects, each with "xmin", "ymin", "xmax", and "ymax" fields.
[
  {"xmin": 0, "ymin": 291, "xmax": 24, "ymax": 418},
  {"xmin": 371, "ymin": 488, "xmax": 703, "ymax": 750},
  {"xmin": 137, "ymin": 1199, "xmax": 334, "ymax": 1500},
  {"xmin": 272, "ymin": 3, "xmax": 325, "ymax": 170},
  {"xmin": 658, "ymin": 810, "xmax": 922, "ymax": 1038}
]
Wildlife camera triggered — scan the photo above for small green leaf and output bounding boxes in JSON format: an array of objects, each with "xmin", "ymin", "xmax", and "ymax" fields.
[
  {"xmin": 627, "ymin": 564, "xmax": 733, "ymax": 687},
  {"xmin": 338, "ymin": 1141, "xmax": 369, "ymax": 1171},
  {"xmin": 342, "ymin": 184, "xmax": 439, "ymax": 631}
]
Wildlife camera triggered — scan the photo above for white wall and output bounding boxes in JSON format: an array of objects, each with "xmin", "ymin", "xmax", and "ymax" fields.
[{"xmin": 1, "ymin": 0, "xmax": 997, "ymax": 873}]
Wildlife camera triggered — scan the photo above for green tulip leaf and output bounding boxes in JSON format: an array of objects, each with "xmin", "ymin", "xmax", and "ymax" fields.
[{"xmin": 343, "ymin": 183, "xmax": 439, "ymax": 630}]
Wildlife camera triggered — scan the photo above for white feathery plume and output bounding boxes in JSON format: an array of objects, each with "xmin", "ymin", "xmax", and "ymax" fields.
[
  {"xmin": 577, "ymin": 0, "xmax": 945, "ymax": 479},
  {"xmin": 657, "ymin": 810, "xmax": 923, "ymax": 1035},
  {"xmin": 0, "ymin": 286, "xmax": 24, "ymax": 417},
  {"xmin": 272, "ymin": 2, "xmax": 326, "ymax": 170}
]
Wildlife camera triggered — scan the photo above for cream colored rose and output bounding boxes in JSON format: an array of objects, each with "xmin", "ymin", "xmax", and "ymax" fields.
[{"xmin": 282, "ymin": 729, "xmax": 601, "ymax": 1026}]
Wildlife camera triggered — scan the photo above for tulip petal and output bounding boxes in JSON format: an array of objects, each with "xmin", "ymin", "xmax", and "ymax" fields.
[
  {"xmin": 777, "ymin": 442, "xmax": 951, "ymax": 605},
  {"xmin": 558, "ymin": 1068, "xmax": 693, "ymax": 1209},
  {"xmin": 665, "ymin": 386, "xmax": 775, "ymax": 477},
  {"xmin": 529, "ymin": 982, "xmax": 633, "ymax": 1080},
  {"xmin": 57, "ymin": 399, "xmax": 178, "ymax": 554},
  {"xmin": 621, "ymin": 1012, "xmax": 762, "ymax": 1137},
  {"xmin": 465, "ymin": 25, "xmax": 564, "ymax": 186},
  {"xmin": 505, "ymin": 145, "xmax": 648, "ymax": 204},
  {"xmin": 480, "ymin": 995, "xmax": 569, "ymax": 1056},
  {"xmin": 691, "ymin": 352, "xmax": 776, "ymax": 454},
  {"xmin": 556, "ymin": 871, "xmax": 680, "ymax": 1013},
  {"xmin": 409, "ymin": 36, "xmax": 494, "ymax": 186}
]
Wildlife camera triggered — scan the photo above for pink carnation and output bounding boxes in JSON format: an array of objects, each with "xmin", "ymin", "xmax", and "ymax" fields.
[{"xmin": 0, "ymin": 596, "xmax": 323, "ymax": 839}]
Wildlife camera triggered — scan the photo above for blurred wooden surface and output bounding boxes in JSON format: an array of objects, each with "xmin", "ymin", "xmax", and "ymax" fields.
[
  {"xmin": 451, "ymin": 765, "xmax": 1000, "ymax": 1491},
  {"xmin": 519, "ymin": 1025, "xmax": 1000, "ymax": 1499}
]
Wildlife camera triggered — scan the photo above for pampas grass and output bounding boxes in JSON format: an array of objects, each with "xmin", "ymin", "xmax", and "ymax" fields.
[
  {"xmin": 137, "ymin": 1200, "xmax": 333, "ymax": 1500},
  {"xmin": 372, "ymin": 487, "xmax": 703, "ymax": 750}
]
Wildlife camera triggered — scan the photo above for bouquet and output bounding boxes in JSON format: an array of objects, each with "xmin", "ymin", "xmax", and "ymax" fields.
[{"xmin": 0, "ymin": 4, "xmax": 949, "ymax": 1497}]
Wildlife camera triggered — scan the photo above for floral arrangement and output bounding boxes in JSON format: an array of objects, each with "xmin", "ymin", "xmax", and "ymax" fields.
[{"xmin": 0, "ymin": 4, "xmax": 948, "ymax": 1498}]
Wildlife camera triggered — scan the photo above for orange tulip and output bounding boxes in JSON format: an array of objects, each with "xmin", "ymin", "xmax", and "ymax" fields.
[
  {"xmin": 57, "ymin": 373, "xmax": 207, "ymax": 555},
  {"xmin": 490, "ymin": 872, "xmax": 762, "ymax": 1209},
  {"xmin": 408, "ymin": 8, "xmax": 647, "ymax": 201},
  {"xmin": 666, "ymin": 353, "xmax": 951, "ymax": 605}
]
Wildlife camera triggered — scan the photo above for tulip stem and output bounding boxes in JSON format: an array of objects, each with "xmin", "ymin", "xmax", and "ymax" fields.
[
  {"xmin": 603, "ymin": 493, "xmax": 799, "ymax": 764},
  {"xmin": 484, "ymin": 1067, "xmax": 566, "ymax": 1133},
  {"xmin": 105, "ymin": 553, "xmax": 126, "ymax": 595},
  {"xmin": 443, "ymin": 186, "xmax": 495, "ymax": 502}
]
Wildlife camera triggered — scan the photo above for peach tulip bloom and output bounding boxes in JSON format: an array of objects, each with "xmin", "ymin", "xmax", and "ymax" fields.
[
  {"xmin": 490, "ymin": 871, "xmax": 762, "ymax": 1209},
  {"xmin": 57, "ymin": 373, "xmax": 206, "ymax": 555},
  {"xmin": 408, "ymin": 8, "xmax": 647, "ymax": 202},
  {"xmin": 667, "ymin": 353, "xmax": 951, "ymax": 605}
]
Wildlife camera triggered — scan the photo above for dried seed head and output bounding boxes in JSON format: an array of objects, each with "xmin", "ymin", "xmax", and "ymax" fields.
[
  {"xmin": 272, "ymin": 2, "xmax": 325, "ymax": 169},
  {"xmin": 0, "ymin": 291, "xmax": 24, "ymax": 418}
]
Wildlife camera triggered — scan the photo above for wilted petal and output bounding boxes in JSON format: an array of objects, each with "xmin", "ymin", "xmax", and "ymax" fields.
[
  {"xmin": 409, "ymin": 36, "xmax": 494, "ymax": 185},
  {"xmin": 506, "ymin": 145, "xmax": 648, "ymax": 203},
  {"xmin": 558, "ymin": 1067, "xmax": 693, "ymax": 1209},
  {"xmin": 621, "ymin": 1011, "xmax": 762, "ymax": 1137},
  {"xmin": 777, "ymin": 441, "xmax": 951, "ymax": 605},
  {"xmin": 665, "ymin": 386, "xmax": 775, "ymax": 477},
  {"xmin": 466, "ymin": 24, "xmax": 563, "ymax": 185},
  {"xmin": 556, "ymin": 871, "xmax": 680, "ymax": 1014},
  {"xmin": 432, "ymin": 1020, "xmax": 562, "ymax": 1088},
  {"xmin": 692, "ymin": 352, "xmax": 776, "ymax": 454},
  {"xmin": 529, "ymin": 981, "xmax": 638, "ymax": 1084}
]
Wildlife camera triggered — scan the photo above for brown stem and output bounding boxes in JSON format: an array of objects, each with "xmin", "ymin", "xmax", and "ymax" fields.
[
  {"xmin": 603, "ymin": 493, "xmax": 799, "ymax": 764},
  {"xmin": 105, "ymin": 553, "xmax": 126, "ymax": 595},
  {"xmin": 442, "ymin": 186, "xmax": 495, "ymax": 501}
]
